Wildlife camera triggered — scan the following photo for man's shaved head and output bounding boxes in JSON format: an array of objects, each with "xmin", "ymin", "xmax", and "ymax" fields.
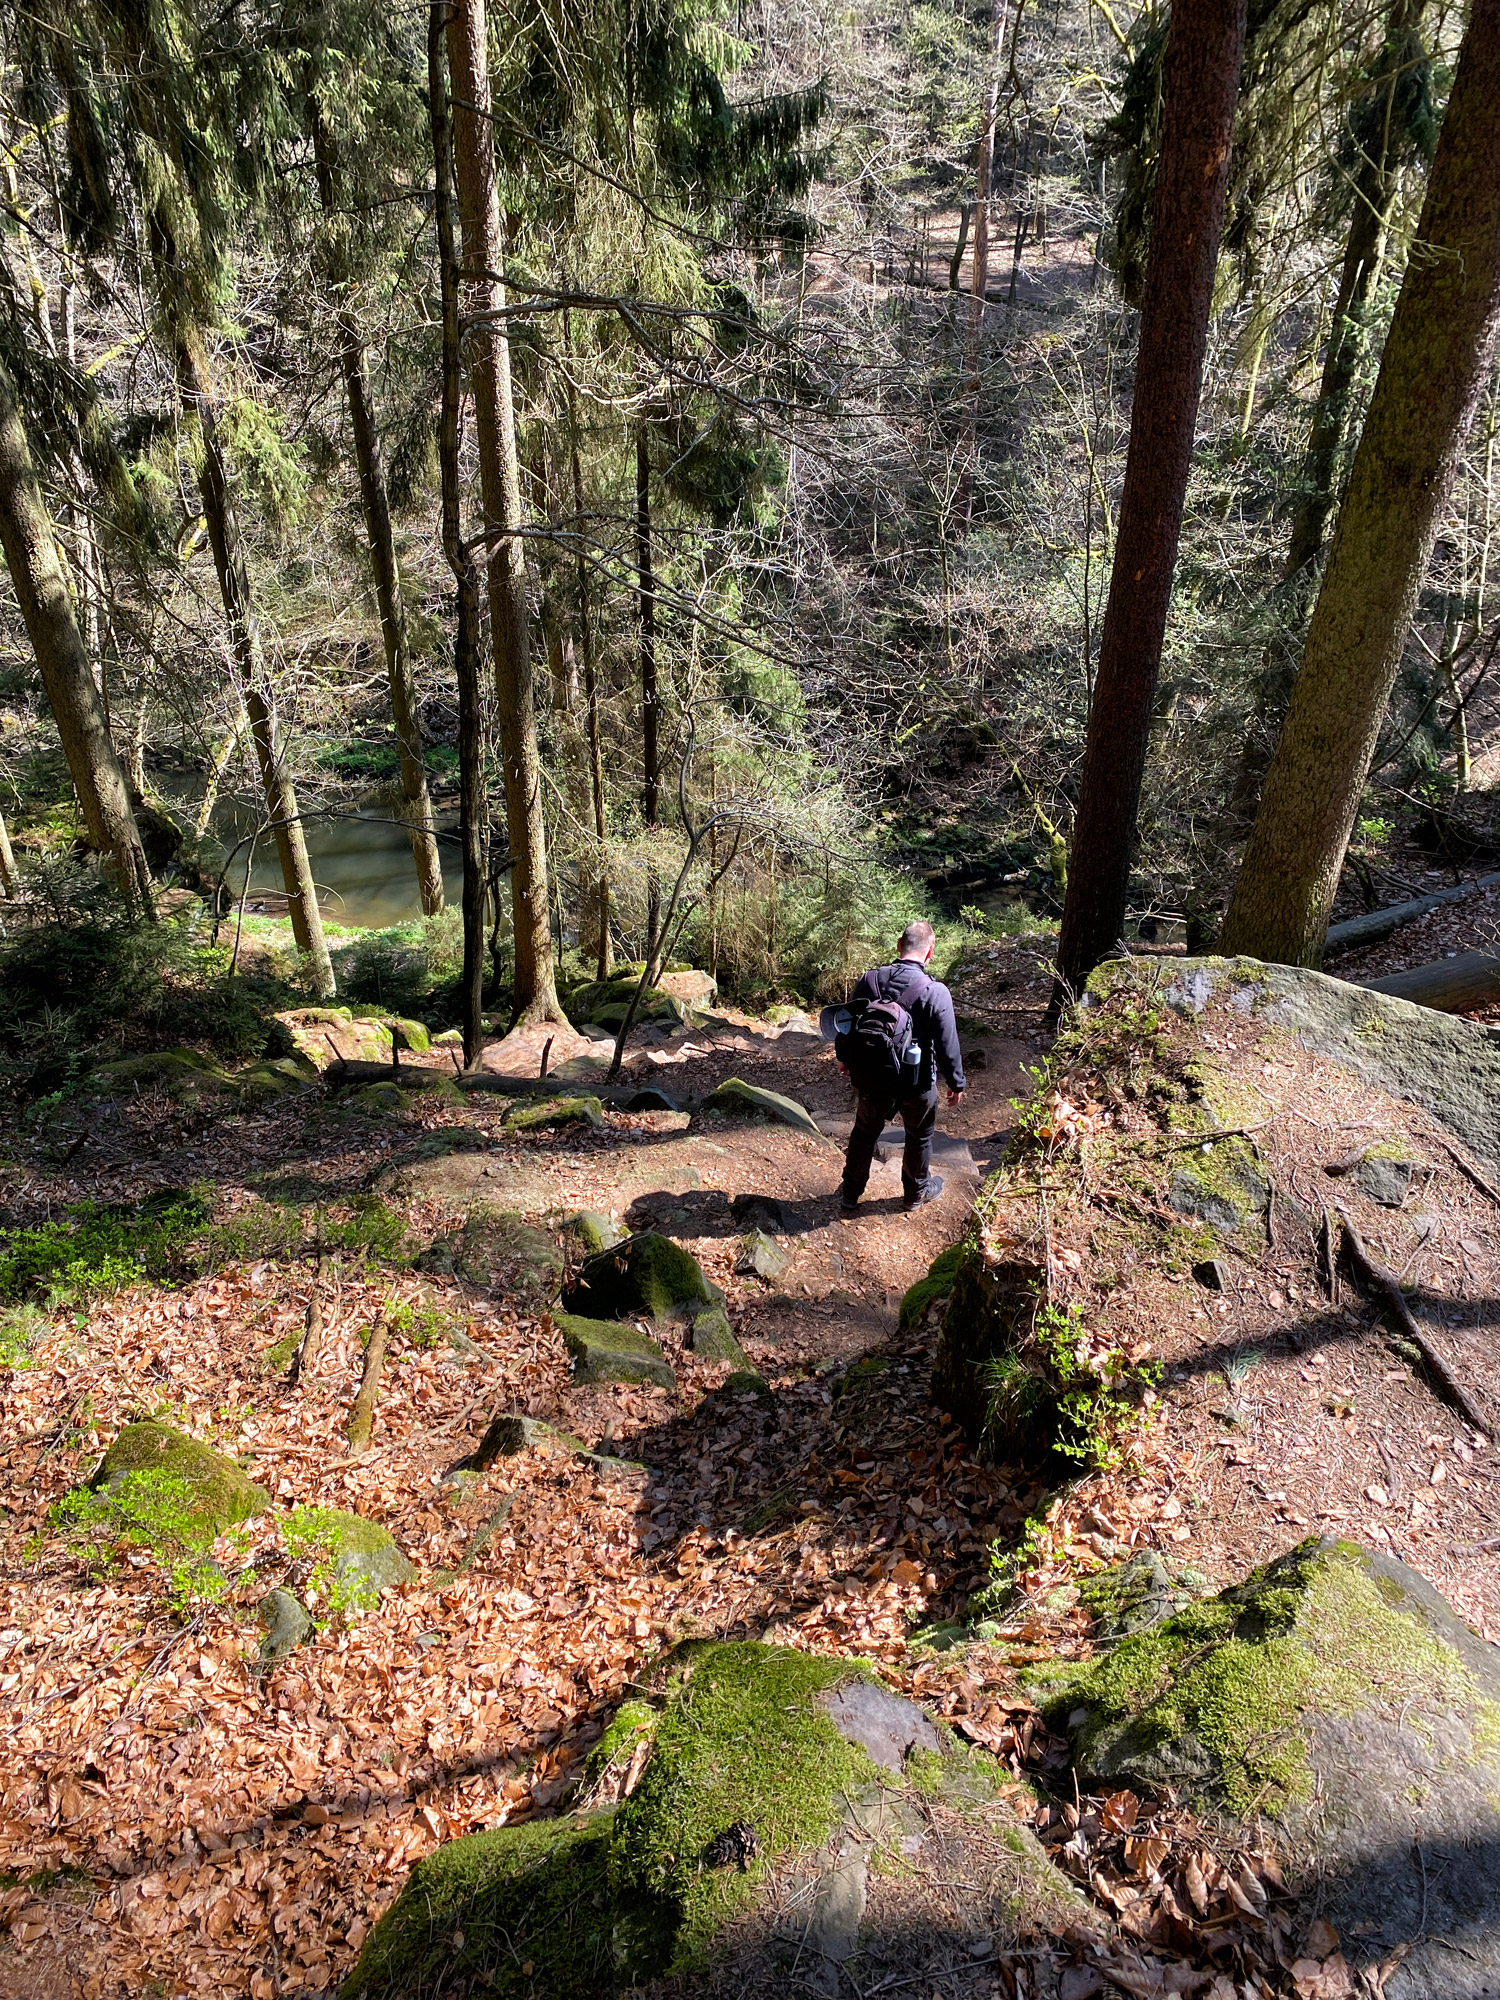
[{"xmin": 899, "ymin": 920, "xmax": 935, "ymax": 959}]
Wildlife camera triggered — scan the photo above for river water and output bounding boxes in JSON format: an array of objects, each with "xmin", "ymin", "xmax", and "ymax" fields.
[{"xmin": 212, "ymin": 803, "xmax": 466, "ymax": 931}]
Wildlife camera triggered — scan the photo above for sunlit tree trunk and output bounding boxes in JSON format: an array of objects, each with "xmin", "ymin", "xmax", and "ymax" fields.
[
  {"xmin": 430, "ymin": 0, "xmax": 486, "ymax": 1068},
  {"xmin": 1222, "ymin": 0, "xmax": 1500, "ymax": 965},
  {"xmin": 636, "ymin": 419, "xmax": 662, "ymax": 966},
  {"xmin": 1284, "ymin": 0, "xmax": 1426, "ymax": 581},
  {"xmin": 445, "ymin": 0, "xmax": 562, "ymax": 1023},
  {"xmin": 0, "ymin": 355, "xmax": 154, "ymax": 913},
  {"xmin": 564, "ymin": 341, "xmax": 611, "ymax": 978},
  {"xmin": 311, "ymin": 93, "xmax": 445, "ymax": 917},
  {"xmin": 181, "ymin": 337, "xmax": 335, "ymax": 997},
  {"xmin": 1054, "ymin": 0, "xmax": 1247, "ymax": 996}
]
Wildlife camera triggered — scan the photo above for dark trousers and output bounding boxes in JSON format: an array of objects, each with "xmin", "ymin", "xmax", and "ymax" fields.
[{"xmin": 841, "ymin": 1083, "xmax": 939, "ymax": 1202}]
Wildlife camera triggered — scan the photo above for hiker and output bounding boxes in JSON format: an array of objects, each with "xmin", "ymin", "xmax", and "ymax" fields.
[{"xmin": 834, "ymin": 920, "xmax": 965, "ymax": 1213}]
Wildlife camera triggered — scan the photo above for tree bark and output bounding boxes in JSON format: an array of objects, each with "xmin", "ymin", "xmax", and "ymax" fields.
[
  {"xmin": 958, "ymin": 4, "xmax": 1010, "ymax": 515},
  {"xmin": 309, "ymin": 99, "xmax": 446, "ymax": 918},
  {"xmin": 565, "ymin": 342, "xmax": 611, "ymax": 978},
  {"xmin": 1284, "ymin": 0, "xmax": 1425, "ymax": 582},
  {"xmin": 445, "ymin": 0, "xmax": 562, "ymax": 1023},
  {"xmin": 1221, "ymin": 1, "xmax": 1500, "ymax": 967},
  {"xmin": 0, "ymin": 355, "xmax": 154, "ymax": 913},
  {"xmin": 430, "ymin": 0, "xmax": 488, "ymax": 1071},
  {"xmin": 1054, "ymin": 0, "xmax": 1247, "ymax": 995}
]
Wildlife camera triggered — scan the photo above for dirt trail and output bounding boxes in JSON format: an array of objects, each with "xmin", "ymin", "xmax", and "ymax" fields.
[{"xmin": 0, "ymin": 983, "xmax": 1041, "ymax": 1999}]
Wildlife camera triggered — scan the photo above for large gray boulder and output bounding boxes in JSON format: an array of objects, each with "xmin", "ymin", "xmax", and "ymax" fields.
[
  {"xmin": 1033, "ymin": 1538, "xmax": 1500, "ymax": 1999},
  {"xmin": 1133, "ymin": 955, "xmax": 1500, "ymax": 1170}
]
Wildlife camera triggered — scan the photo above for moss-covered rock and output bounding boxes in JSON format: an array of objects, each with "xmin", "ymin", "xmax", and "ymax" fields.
[
  {"xmin": 347, "ymin": 1641, "xmax": 1048, "ymax": 1998},
  {"xmin": 257, "ymin": 1586, "xmax": 313, "ymax": 1664},
  {"xmin": 276, "ymin": 1007, "xmax": 394, "ymax": 1066},
  {"xmin": 556, "ymin": 1312, "xmax": 676, "ymax": 1389},
  {"xmin": 1166, "ymin": 1135, "xmax": 1269, "ymax": 1234},
  {"xmin": 89, "ymin": 1047, "xmax": 239, "ymax": 1110},
  {"xmin": 898, "ymin": 1243, "xmax": 964, "ymax": 1332},
  {"xmin": 930, "ymin": 1237, "xmax": 1046, "ymax": 1440},
  {"xmin": 451, "ymin": 1208, "xmax": 563, "ymax": 1297},
  {"xmin": 688, "ymin": 1305, "xmax": 750, "ymax": 1367},
  {"xmin": 1036, "ymin": 1538, "xmax": 1500, "ymax": 1996},
  {"xmin": 733, "ymin": 1229, "xmax": 788, "ymax": 1282},
  {"xmin": 88, "ymin": 1421, "xmax": 269, "ymax": 1546},
  {"xmin": 283, "ymin": 1506, "xmax": 414, "ymax": 1608},
  {"xmin": 506, "ymin": 1095, "xmax": 606, "ymax": 1133},
  {"xmin": 237, "ymin": 1054, "xmax": 318, "ymax": 1102},
  {"xmin": 1075, "ymin": 1548, "xmax": 1210, "ymax": 1640},
  {"xmin": 565, "ymin": 1209, "xmax": 624, "ymax": 1255},
  {"xmin": 700, "ymin": 1076, "xmax": 826, "ymax": 1141},
  {"xmin": 562, "ymin": 1230, "xmax": 716, "ymax": 1325}
]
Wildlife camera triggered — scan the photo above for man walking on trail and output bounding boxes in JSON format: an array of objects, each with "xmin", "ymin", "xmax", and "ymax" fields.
[{"xmin": 836, "ymin": 920, "xmax": 966, "ymax": 1214}]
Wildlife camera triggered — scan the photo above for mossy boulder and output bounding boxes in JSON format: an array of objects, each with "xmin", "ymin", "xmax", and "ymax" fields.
[
  {"xmin": 89, "ymin": 1047, "xmax": 238, "ymax": 1110},
  {"xmin": 344, "ymin": 1641, "xmax": 1008, "ymax": 1998},
  {"xmin": 257, "ymin": 1587, "xmax": 313, "ymax": 1665},
  {"xmin": 349, "ymin": 1081, "xmax": 410, "ymax": 1117},
  {"xmin": 283, "ymin": 1506, "xmax": 415, "ymax": 1607},
  {"xmin": 556, "ymin": 1312, "xmax": 676, "ymax": 1389},
  {"xmin": 87, "ymin": 1421, "xmax": 269, "ymax": 1546},
  {"xmin": 1033, "ymin": 1538, "xmax": 1500, "ymax": 1996},
  {"xmin": 700, "ymin": 1077, "xmax": 826, "ymax": 1141},
  {"xmin": 276, "ymin": 1007, "xmax": 394, "ymax": 1066},
  {"xmin": 506, "ymin": 1095, "xmax": 606, "ymax": 1133},
  {"xmin": 566, "ymin": 977, "xmax": 678, "ymax": 1029},
  {"xmin": 562, "ymin": 1230, "xmax": 717, "ymax": 1325},
  {"xmin": 237, "ymin": 1054, "xmax": 318, "ymax": 1102},
  {"xmin": 1166, "ymin": 1134, "xmax": 1269, "ymax": 1234},
  {"xmin": 450, "ymin": 1208, "xmax": 563, "ymax": 1297}
]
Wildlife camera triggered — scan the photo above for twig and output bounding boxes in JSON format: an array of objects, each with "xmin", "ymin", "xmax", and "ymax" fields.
[
  {"xmin": 1434, "ymin": 1135, "xmax": 1500, "ymax": 1207},
  {"xmin": 1338, "ymin": 1211, "xmax": 1491, "ymax": 1438},
  {"xmin": 1152, "ymin": 1120, "xmax": 1274, "ymax": 1155},
  {"xmin": 346, "ymin": 1311, "xmax": 391, "ymax": 1455}
]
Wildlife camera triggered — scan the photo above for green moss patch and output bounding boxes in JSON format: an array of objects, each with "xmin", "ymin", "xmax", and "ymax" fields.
[
  {"xmin": 899, "ymin": 1243, "xmax": 964, "ymax": 1332},
  {"xmin": 87, "ymin": 1422, "xmax": 268, "ymax": 1542},
  {"xmin": 563, "ymin": 1230, "xmax": 715, "ymax": 1325},
  {"xmin": 506, "ymin": 1095, "xmax": 606, "ymax": 1133}
]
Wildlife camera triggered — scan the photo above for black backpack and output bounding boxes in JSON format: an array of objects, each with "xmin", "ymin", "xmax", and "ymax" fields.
[{"xmin": 835, "ymin": 970, "xmax": 931, "ymax": 1104}]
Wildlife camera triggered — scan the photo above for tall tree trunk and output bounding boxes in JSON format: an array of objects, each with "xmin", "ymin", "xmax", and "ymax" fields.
[
  {"xmin": 0, "ymin": 355, "xmax": 154, "ymax": 913},
  {"xmin": 0, "ymin": 807, "xmax": 16, "ymax": 896},
  {"xmin": 445, "ymin": 0, "xmax": 562, "ymax": 1024},
  {"xmin": 1221, "ymin": 0, "xmax": 1500, "ymax": 966},
  {"xmin": 959, "ymin": 2, "xmax": 1010, "ymax": 514},
  {"xmin": 184, "ymin": 341, "xmax": 336, "ymax": 997},
  {"xmin": 1284, "ymin": 0, "xmax": 1425, "ymax": 582},
  {"xmin": 1054, "ymin": 0, "xmax": 1247, "ymax": 996},
  {"xmin": 430, "ymin": 0, "xmax": 486, "ymax": 1069},
  {"xmin": 636, "ymin": 419, "xmax": 662, "ymax": 964},
  {"xmin": 310, "ymin": 95, "xmax": 445, "ymax": 917},
  {"xmin": 948, "ymin": 203, "xmax": 972, "ymax": 291},
  {"xmin": 565, "ymin": 343, "xmax": 611, "ymax": 978}
]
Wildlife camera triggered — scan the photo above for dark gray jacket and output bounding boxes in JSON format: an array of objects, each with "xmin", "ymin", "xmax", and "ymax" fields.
[{"xmin": 852, "ymin": 960, "xmax": 966, "ymax": 1095}]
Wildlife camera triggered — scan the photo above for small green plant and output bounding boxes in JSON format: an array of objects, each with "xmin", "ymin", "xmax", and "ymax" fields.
[
  {"xmin": 283, "ymin": 1507, "xmax": 383, "ymax": 1617},
  {"xmin": 982, "ymin": 1302, "xmax": 1161, "ymax": 1472},
  {"xmin": 48, "ymin": 1473, "xmax": 243, "ymax": 1612},
  {"xmin": 0, "ymin": 1303, "xmax": 48, "ymax": 1368},
  {"xmin": 0, "ymin": 1188, "xmax": 212, "ymax": 1307},
  {"xmin": 387, "ymin": 1299, "xmax": 456, "ymax": 1349},
  {"xmin": 1354, "ymin": 815, "xmax": 1392, "ymax": 848},
  {"xmin": 958, "ymin": 903, "xmax": 992, "ymax": 936}
]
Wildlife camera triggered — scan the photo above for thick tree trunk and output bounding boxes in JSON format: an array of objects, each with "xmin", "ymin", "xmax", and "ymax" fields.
[
  {"xmin": 309, "ymin": 99, "xmax": 445, "ymax": 918},
  {"xmin": 1221, "ymin": 1, "xmax": 1500, "ymax": 967},
  {"xmin": 0, "ymin": 356, "xmax": 154, "ymax": 913},
  {"xmin": 0, "ymin": 808, "xmax": 16, "ymax": 895},
  {"xmin": 430, "ymin": 0, "xmax": 487, "ymax": 1070},
  {"xmin": 1054, "ymin": 0, "xmax": 1247, "ymax": 995},
  {"xmin": 1284, "ymin": 0, "xmax": 1425, "ymax": 582},
  {"xmin": 187, "ymin": 350, "xmax": 336, "ymax": 997},
  {"xmin": 445, "ymin": 0, "xmax": 562, "ymax": 1024}
]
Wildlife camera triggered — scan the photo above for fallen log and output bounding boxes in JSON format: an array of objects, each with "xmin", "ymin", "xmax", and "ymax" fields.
[
  {"xmin": 1324, "ymin": 871, "xmax": 1500, "ymax": 955},
  {"xmin": 346, "ymin": 1312, "xmax": 391, "ymax": 1454},
  {"xmin": 1356, "ymin": 949, "xmax": 1500, "ymax": 1014},
  {"xmin": 1338, "ymin": 1211, "xmax": 1491, "ymax": 1438}
]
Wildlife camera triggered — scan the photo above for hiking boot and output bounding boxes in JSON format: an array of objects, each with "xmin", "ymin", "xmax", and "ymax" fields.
[
  {"xmin": 838, "ymin": 1191, "xmax": 861, "ymax": 1216},
  {"xmin": 903, "ymin": 1176, "xmax": 944, "ymax": 1211}
]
